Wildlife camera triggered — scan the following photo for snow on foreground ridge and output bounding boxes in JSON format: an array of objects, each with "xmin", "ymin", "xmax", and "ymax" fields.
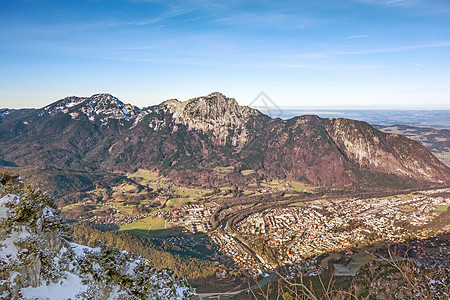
[
  {"xmin": 0, "ymin": 173, "xmax": 197, "ymax": 299},
  {"xmin": 21, "ymin": 272, "xmax": 85, "ymax": 300},
  {"xmin": 19, "ymin": 243, "xmax": 194, "ymax": 300}
]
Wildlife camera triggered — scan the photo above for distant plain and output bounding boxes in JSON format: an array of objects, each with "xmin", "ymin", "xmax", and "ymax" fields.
[{"xmin": 266, "ymin": 109, "xmax": 450, "ymax": 129}]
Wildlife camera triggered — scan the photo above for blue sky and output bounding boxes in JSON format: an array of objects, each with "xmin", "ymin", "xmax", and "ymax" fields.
[{"xmin": 0, "ymin": 0, "xmax": 449, "ymax": 109}]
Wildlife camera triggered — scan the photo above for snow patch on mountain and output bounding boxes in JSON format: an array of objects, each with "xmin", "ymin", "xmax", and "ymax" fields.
[
  {"xmin": 0, "ymin": 109, "xmax": 10, "ymax": 116},
  {"xmin": 42, "ymin": 94, "xmax": 140, "ymax": 124},
  {"xmin": 130, "ymin": 107, "xmax": 153, "ymax": 128},
  {"xmin": 37, "ymin": 92, "xmax": 261, "ymax": 143}
]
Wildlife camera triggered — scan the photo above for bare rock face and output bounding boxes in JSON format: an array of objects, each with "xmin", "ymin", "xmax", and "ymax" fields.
[
  {"xmin": 325, "ymin": 118, "xmax": 450, "ymax": 183},
  {"xmin": 162, "ymin": 92, "xmax": 263, "ymax": 147},
  {"xmin": 375, "ymin": 124, "xmax": 450, "ymax": 167}
]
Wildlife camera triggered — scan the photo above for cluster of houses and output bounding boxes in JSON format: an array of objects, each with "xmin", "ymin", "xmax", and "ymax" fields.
[
  {"xmin": 168, "ymin": 204, "xmax": 214, "ymax": 233},
  {"xmin": 211, "ymin": 231, "xmax": 263, "ymax": 275},
  {"xmin": 235, "ymin": 192, "xmax": 450, "ymax": 268},
  {"xmin": 86, "ymin": 213, "xmax": 151, "ymax": 227}
]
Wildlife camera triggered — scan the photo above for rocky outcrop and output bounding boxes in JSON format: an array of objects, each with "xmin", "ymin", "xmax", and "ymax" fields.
[
  {"xmin": 238, "ymin": 115, "xmax": 450, "ymax": 187},
  {"xmin": 162, "ymin": 92, "xmax": 265, "ymax": 147},
  {"xmin": 0, "ymin": 174, "xmax": 69, "ymax": 297}
]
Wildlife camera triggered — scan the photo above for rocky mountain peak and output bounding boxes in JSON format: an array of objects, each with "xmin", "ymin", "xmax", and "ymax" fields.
[
  {"xmin": 184, "ymin": 92, "xmax": 241, "ymax": 119},
  {"xmin": 162, "ymin": 92, "xmax": 262, "ymax": 146},
  {"xmin": 43, "ymin": 93, "xmax": 140, "ymax": 123}
]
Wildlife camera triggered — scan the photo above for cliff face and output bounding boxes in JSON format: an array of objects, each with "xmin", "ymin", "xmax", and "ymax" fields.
[
  {"xmin": 0, "ymin": 92, "xmax": 449, "ymax": 197},
  {"xmin": 0, "ymin": 173, "xmax": 196, "ymax": 299},
  {"xmin": 163, "ymin": 92, "xmax": 265, "ymax": 147},
  {"xmin": 325, "ymin": 118, "xmax": 450, "ymax": 183}
]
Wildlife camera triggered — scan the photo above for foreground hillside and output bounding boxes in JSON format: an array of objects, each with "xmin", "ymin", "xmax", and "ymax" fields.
[
  {"xmin": 0, "ymin": 92, "xmax": 449, "ymax": 199},
  {"xmin": 0, "ymin": 173, "xmax": 196, "ymax": 299}
]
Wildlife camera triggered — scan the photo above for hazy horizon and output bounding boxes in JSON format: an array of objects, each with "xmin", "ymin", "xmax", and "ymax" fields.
[{"xmin": 2, "ymin": 91, "xmax": 450, "ymax": 110}]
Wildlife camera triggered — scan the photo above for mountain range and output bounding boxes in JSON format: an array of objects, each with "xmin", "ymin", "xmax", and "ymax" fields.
[{"xmin": 0, "ymin": 92, "xmax": 449, "ymax": 199}]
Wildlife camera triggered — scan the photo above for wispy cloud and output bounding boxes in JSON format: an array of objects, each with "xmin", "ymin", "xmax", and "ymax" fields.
[
  {"xmin": 278, "ymin": 53, "xmax": 329, "ymax": 59},
  {"xmin": 332, "ymin": 41, "xmax": 450, "ymax": 55},
  {"xmin": 382, "ymin": 0, "xmax": 419, "ymax": 8},
  {"xmin": 347, "ymin": 35, "xmax": 369, "ymax": 39},
  {"xmin": 355, "ymin": 0, "xmax": 419, "ymax": 8},
  {"xmin": 211, "ymin": 12, "xmax": 311, "ymax": 30},
  {"xmin": 343, "ymin": 64, "xmax": 387, "ymax": 70},
  {"xmin": 355, "ymin": 0, "xmax": 450, "ymax": 14},
  {"xmin": 128, "ymin": 7, "xmax": 196, "ymax": 26}
]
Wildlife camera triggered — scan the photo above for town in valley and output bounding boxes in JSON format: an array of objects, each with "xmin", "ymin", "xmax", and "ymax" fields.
[{"xmin": 63, "ymin": 169, "xmax": 450, "ymax": 282}]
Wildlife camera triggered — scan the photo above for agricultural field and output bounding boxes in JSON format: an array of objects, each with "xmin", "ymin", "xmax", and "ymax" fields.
[
  {"xmin": 260, "ymin": 179, "xmax": 317, "ymax": 193},
  {"xmin": 400, "ymin": 205, "xmax": 415, "ymax": 213},
  {"xmin": 118, "ymin": 211, "xmax": 178, "ymax": 237},
  {"xmin": 241, "ymin": 169, "xmax": 255, "ymax": 176},
  {"xmin": 288, "ymin": 201, "xmax": 307, "ymax": 207},
  {"xmin": 435, "ymin": 205, "xmax": 449, "ymax": 213},
  {"xmin": 213, "ymin": 166, "xmax": 235, "ymax": 173},
  {"xmin": 129, "ymin": 169, "xmax": 161, "ymax": 182}
]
